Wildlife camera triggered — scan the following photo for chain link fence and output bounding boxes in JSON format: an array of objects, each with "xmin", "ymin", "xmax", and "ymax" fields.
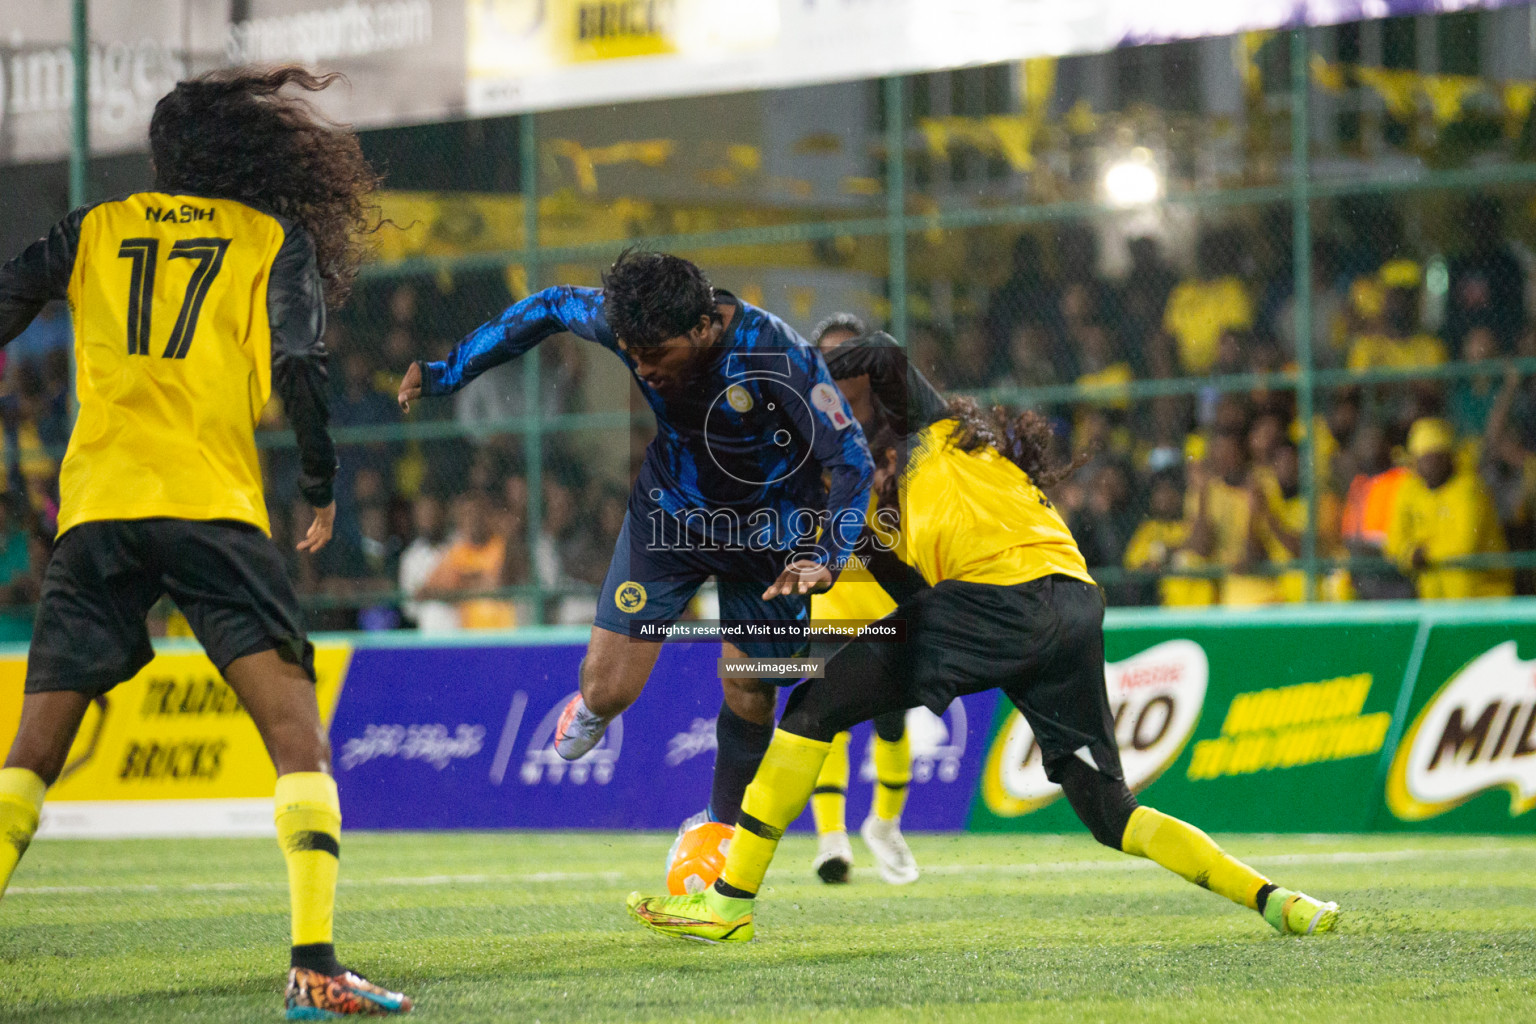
[{"xmin": 6, "ymin": 15, "xmax": 1536, "ymax": 635}]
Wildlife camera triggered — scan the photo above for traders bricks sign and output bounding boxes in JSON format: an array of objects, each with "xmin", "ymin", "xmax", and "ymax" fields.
[{"xmin": 1387, "ymin": 641, "xmax": 1536, "ymax": 821}]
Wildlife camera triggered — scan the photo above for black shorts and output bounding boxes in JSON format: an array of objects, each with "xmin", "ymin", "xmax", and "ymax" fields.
[
  {"xmin": 882, "ymin": 574, "xmax": 1121, "ymax": 782},
  {"xmin": 26, "ymin": 518, "xmax": 315, "ymax": 696}
]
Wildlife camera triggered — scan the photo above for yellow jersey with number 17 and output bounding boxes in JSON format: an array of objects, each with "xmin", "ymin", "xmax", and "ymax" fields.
[{"xmin": 0, "ymin": 191, "xmax": 338, "ymax": 538}]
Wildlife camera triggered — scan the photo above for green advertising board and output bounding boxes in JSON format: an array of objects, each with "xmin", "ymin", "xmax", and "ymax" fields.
[{"xmin": 968, "ymin": 601, "xmax": 1536, "ymax": 834}]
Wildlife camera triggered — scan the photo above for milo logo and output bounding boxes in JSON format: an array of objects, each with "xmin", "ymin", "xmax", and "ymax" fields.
[
  {"xmin": 1387, "ymin": 641, "xmax": 1536, "ymax": 820},
  {"xmin": 981, "ymin": 640, "xmax": 1208, "ymax": 816}
]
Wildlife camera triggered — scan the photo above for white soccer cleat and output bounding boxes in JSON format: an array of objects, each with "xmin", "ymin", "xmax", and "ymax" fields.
[
  {"xmin": 812, "ymin": 829, "xmax": 854, "ymax": 884},
  {"xmin": 554, "ymin": 694, "xmax": 612, "ymax": 761},
  {"xmin": 860, "ymin": 815, "xmax": 919, "ymax": 886}
]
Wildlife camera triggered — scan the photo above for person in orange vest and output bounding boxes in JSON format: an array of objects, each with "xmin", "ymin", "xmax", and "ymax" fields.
[
  {"xmin": 1386, "ymin": 418, "xmax": 1513, "ymax": 599},
  {"xmin": 1340, "ymin": 422, "xmax": 1414, "ymax": 600}
]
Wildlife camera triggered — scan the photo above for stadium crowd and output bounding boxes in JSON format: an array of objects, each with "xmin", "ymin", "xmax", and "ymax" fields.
[{"xmin": 2, "ymin": 195, "xmax": 1534, "ymax": 632}]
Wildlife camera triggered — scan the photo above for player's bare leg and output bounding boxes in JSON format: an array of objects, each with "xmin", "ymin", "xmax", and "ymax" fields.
[
  {"xmin": 555, "ymin": 627, "xmax": 662, "ymax": 760},
  {"xmin": 223, "ymin": 650, "xmax": 411, "ymax": 1017},
  {"xmin": 0, "ymin": 690, "xmax": 92, "ymax": 897}
]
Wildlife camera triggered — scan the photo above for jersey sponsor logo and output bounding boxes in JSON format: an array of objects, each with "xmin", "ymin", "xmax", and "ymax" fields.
[
  {"xmin": 811, "ymin": 382, "xmax": 852, "ymax": 429},
  {"xmin": 337, "ymin": 723, "xmax": 486, "ymax": 771},
  {"xmin": 981, "ymin": 640, "xmax": 1208, "ymax": 817},
  {"xmin": 859, "ymin": 704, "xmax": 968, "ymax": 785},
  {"xmin": 1387, "ymin": 641, "xmax": 1536, "ymax": 821},
  {"xmin": 616, "ymin": 580, "xmax": 648, "ymax": 613},
  {"xmin": 725, "ymin": 384, "xmax": 754, "ymax": 412},
  {"xmin": 1184, "ymin": 673, "xmax": 1390, "ymax": 780},
  {"xmin": 520, "ymin": 691, "xmax": 621, "ymax": 784}
]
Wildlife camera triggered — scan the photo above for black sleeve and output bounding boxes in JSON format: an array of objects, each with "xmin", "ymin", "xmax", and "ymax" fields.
[
  {"xmin": 862, "ymin": 538, "xmax": 931, "ymax": 606},
  {"xmin": 822, "ymin": 332, "xmax": 949, "ymax": 434},
  {"xmin": 268, "ymin": 226, "xmax": 337, "ymax": 508},
  {"xmin": 0, "ymin": 207, "xmax": 90, "ymax": 346}
]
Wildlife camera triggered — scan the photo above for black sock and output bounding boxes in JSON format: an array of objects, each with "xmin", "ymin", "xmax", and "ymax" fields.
[
  {"xmin": 1255, "ymin": 883, "xmax": 1279, "ymax": 916},
  {"xmin": 709, "ymin": 703, "xmax": 774, "ymax": 826},
  {"xmin": 713, "ymin": 877, "xmax": 756, "ymax": 900},
  {"xmin": 291, "ymin": 942, "xmax": 343, "ymax": 976}
]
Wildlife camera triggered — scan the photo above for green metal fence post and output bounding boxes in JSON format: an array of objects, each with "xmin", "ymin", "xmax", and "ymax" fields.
[
  {"xmin": 884, "ymin": 76, "xmax": 908, "ymax": 344},
  {"xmin": 520, "ymin": 113, "xmax": 546, "ymax": 621},
  {"xmin": 70, "ymin": 0, "xmax": 90, "ymax": 209},
  {"xmin": 1290, "ymin": 27, "xmax": 1319, "ymax": 601}
]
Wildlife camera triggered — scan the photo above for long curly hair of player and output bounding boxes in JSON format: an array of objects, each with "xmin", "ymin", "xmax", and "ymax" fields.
[
  {"xmin": 148, "ymin": 66, "xmax": 380, "ymax": 308},
  {"xmin": 943, "ymin": 396, "xmax": 1087, "ymax": 488}
]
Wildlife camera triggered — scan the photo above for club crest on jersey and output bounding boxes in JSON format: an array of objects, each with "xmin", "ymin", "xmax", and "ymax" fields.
[
  {"xmin": 1387, "ymin": 641, "xmax": 1536, "ymax": 821},
  {"xmin": 615, "ymin": 581, "xmax": 648, "ymax": 613},
  {"xmin": 726, "ymin": 384, "xmax": 753, "ymax": 412},
  {"xmin": 811, "ymin": 382, "xmax": 851, "ymax": 429}
]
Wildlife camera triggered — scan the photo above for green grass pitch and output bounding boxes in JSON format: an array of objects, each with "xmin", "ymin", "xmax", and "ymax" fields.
[{"xmin": 2, "ymin": 831, "xmax": 1533, "ymax": 1022}]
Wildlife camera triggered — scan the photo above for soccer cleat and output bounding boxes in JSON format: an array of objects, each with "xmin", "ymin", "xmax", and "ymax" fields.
[
  {"xmin": 812, "ymin": 829, "xmax": 853, "ymax": 884},
  {"xmin": 677, "ymin": 808, "xmax": 712, "ymax": 834},
  {"xmin": 284, "ymin": 966, "xmax": 412, "ymax": 1018},
  {"xmin": 626, "ymin": 890, "xmax": 754, "ymax": 944},
  {"xmin": 860, "ymin": 815, "xmax": 919, "ymax": 886},
  {"xmin": 1263, "ymin": 888, "xmax": 1340, "ymax": 936},
  {"xmin": 554, "ymin": 694, "xmax": 612, "ymax": 761}
]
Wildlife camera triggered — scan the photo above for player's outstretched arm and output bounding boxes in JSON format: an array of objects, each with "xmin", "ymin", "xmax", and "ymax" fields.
[
  {"xmin": 269, "ymin": 225, "xmax": 338, "ymax": 550},
  {"xmin": 823, "ymin": 333, "xmax": 948, "ymax": 435},
  {"xmin": 404, "ymin": 285, "xmax": 618, "ymax": 408}
]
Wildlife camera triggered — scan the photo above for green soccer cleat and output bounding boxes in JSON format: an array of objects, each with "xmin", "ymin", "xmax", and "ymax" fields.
[
  {"xmin": 626, "ymin": 890, "xmax": 754, "ymax": 944},
  {"xmin": 1263, "ymin": 888, "xmax": 1339, "ymax": 936}
]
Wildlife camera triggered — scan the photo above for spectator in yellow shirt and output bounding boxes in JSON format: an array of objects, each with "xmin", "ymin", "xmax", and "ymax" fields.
[
  {"xmin": 1163, "ymin": 230, "xmax": 1253, "ymax": 375},
  {"xmin": 1123, "ymin": 473, "xmax": 1216, "ymax": 606},
  {"xmin": 1386, "ymin": 418, "xmax": 1513, "ymax": 600},
  {"xmin": 1251, "ymin": 441, "xmax": 1345, "ymax": 602},
  {"xmin": 418, "ymin": 490, "xmax": 519, "ymax": 628},
  {"xmin": 1186, "ymin": 430, "xmax": 1271, "ymax": 605},
  {"xmin": 1347, "ymin": 260, "xmax": 1448, "ymax": 371}
]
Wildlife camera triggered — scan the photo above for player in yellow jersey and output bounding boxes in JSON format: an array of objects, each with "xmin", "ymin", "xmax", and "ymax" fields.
[
  {"xmin": 628, "ymin": 342, "xmax": 1340, "ymax": 943},
  {"xmin": 805, "ymin": 317, "xmax": 922, "ymax": 886},
  {"xmin": 0, "ymin": 68, "xmax": 410, "ymax": 1017}
]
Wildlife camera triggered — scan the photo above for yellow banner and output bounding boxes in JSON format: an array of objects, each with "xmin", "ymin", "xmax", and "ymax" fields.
[
  {"xmin": 562, "ymin": 0, "xmax": 677, "ymax": 62},
  {"xmin": 0, "ymin": 644, "xmax": 351, "ymax": 801}
]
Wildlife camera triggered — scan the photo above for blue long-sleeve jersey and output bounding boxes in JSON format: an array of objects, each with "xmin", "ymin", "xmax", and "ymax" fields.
[{"xmin": 420, "ymin": 286, "xmax": 873, "ymax": 570}]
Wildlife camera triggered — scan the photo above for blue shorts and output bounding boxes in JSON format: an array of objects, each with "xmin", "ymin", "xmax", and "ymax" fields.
[{"xmin": 593, "ymin": 510, "xmax": 809, "ymax": 660}]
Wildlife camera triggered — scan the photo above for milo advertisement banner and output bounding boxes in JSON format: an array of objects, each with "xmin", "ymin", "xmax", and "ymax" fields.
[
  {"xmin": 1383, "ymin": 625, "xmax": 1536, "ymax": 830},
  {"xmin": 972, "ymin": 603, "xmax": 1536, "ymax": 835}
]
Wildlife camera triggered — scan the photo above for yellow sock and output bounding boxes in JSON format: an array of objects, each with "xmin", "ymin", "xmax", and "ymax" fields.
[
  {"xmin": 811, "ymin": 732, "xmax": 850, "ymax": 835},
  {"xmin": 718, "ymin": 729, "xmax": 831, "ymax": 898},
  {"xmin": 872, "ymin": 731, "xmax": 911, "ymax": 822},
  {"xmin": 0, "ymin": 768, "xmax": 46, "ymax": 897},
  {"xmin": 1121, "ymin": 806, "xmax": 1269, "ymax": 910},
  {"xmin": 275, "ymin": 772, "xmax": 341, "ymax": 948}
]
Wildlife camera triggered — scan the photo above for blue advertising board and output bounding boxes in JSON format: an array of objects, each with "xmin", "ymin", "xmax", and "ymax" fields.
[{"xmin": 327, "ymin": 635, "xmax": 995, "ymax": 832}]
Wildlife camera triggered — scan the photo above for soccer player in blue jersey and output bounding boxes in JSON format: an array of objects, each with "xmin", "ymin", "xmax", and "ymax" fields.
[{"xmin": 398, "ymin": 251, "xmax": 873, "ymax": 825}]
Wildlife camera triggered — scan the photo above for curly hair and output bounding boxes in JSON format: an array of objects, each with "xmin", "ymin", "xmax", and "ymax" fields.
[
  {"xmin": 943, "ymin": 396, "xmax": 1087, "ymax": 488},
  {"xmin": 601, "ymin": 248, "xmax": 717, "ymax": 347},
  {"xmin": 148, "ymin": 66, "xmax": 380, "ymax": 308}
]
